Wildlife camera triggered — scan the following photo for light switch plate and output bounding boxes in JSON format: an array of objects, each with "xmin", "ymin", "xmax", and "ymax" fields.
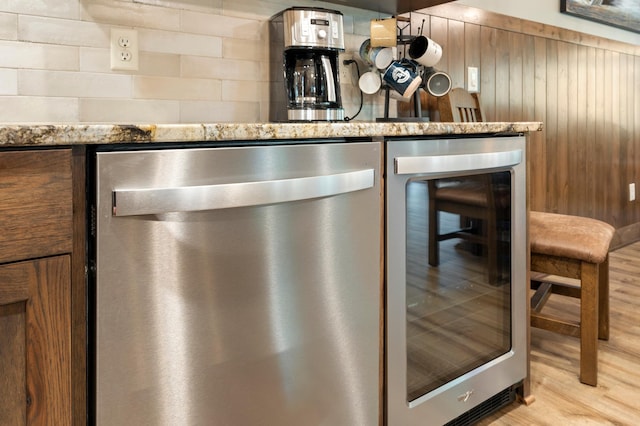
[{"xmin": 467, "ymin": 66, "xmax": 479, "ymax": 92}]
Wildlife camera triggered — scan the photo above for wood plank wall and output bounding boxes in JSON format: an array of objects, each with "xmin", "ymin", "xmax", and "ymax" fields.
[{"xmin": 412, "ymin": 4, "xmax": 640, "ymax": 247}]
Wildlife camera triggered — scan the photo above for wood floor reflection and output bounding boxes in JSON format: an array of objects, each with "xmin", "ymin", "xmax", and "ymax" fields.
[
  {"xmin": 478, "ymin": 241, "xmax": 640, "ymax": 425},
  {"xmin": 405, "ymin": 181, "xmax": 510, "ymax": 402}
]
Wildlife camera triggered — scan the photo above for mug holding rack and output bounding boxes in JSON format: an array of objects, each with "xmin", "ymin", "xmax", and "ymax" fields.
[{"xmin": 377, "ymin": 16, "xmax": 432, "ymax": 122}]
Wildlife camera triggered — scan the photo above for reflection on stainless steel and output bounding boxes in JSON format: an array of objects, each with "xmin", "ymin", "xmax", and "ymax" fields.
[
  {"xmin": 394, "ymin": 149, "xmax": 522, "ymax": 175},
  {"xmin": 386, "ymin": 136, "xmax": 527, "ymax": 425},
  {"xmin": 94, "ymin": 142, "xmax": 381, "ymax": 425},
  {"xmin": 113, "ymin": 169, "xmax": 374, "ymax": 216}
]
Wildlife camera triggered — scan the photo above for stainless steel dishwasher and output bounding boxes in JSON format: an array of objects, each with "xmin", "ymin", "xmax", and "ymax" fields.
[{"xmin": 90, "ymin": 141, "xmax": 381, "ymax": 426}]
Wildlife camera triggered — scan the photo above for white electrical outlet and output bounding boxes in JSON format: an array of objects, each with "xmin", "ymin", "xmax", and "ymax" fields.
[
  {"xmin": 110, "ymin": 28, "xmax": 138, "ymax": 71},
  {"xmin": 468, "ymin": 66, "xmax": 479, "ymax": 92},
  {"xmin": 630, "ymin": 183, "xmax": 636, "ymax": 202}
]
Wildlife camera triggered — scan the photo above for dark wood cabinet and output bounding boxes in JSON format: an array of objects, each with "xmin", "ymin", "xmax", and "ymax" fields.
[{"xmin": 0, "ymin": 149, "xmax": 74, "ymax": 426}]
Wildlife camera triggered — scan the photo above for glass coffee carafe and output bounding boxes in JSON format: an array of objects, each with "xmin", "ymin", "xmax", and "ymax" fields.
[{"xmin": 285, "ymin": 50, "xmax": 340, "ymax": 111}]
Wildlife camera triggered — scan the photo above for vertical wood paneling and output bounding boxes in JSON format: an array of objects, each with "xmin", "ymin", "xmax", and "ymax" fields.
[
  {"xmin": 545, "ymin": 40, "xmax": 559, "ymax": 213},
  {"xmin": 567, "ymin": 43, "xmax": 580, "ymax": 216},
  {"xmin": 634, "ymin": 57, "xmax": 640, "ymax": 225},
  {"xmin": 602, "ymin": 50, "xmax": 615, "ymax": 223},
  {"xmin": 585, "ymin": 47, "xmax": 597, "ymax": 219},
  {"xmin": 447, "ymin": 20, "xmax": 465, "ymax": 88},
  {"xmin": 625, "ymin": 54, "xmax": 635, "ymax": 225},
  {"xmin": 531, "ymin": 37, "xmax": 548, "ymax": 213},
  {"xmin": 426, "ymin": 6, "xmax": 640, "ymax": 234},
  {"xmin": 430, "ymin": 16, "xmax": 449, "ymax": 70},
  {"xmin": 619, "ymin": 54, "xmax": 629, "ymax": 225},
  {"xmin": 556, "ymin": 42, "xmax": 570, "ymax": 214},
  {"xmin": 508, "ymin": 32, "xmax": 524, "ymax": 122},
  {"xmin": 594, "ymin": 49, "xmax": 607, "ymax": 222},
  {"xmin": 464, "ymin": 23, "xmax": 481, "ymax": 91},
  {"xmin": 495, "ymin": 29, "xmax": 510, "ymax": 122},
  {"xmin": 522, "ymin": 35, "xmax": 535, "ymax": 118},
  {"xmin": 575, "ymin": 45, "xmax": 588, "ymax": 217},
  {"xmin": 611, "ymin": 52, "xmax": 622, "ymax": 226},
  {"xmin": 480, "ymin": 27, "xmax": 497, "ymax": 120}
]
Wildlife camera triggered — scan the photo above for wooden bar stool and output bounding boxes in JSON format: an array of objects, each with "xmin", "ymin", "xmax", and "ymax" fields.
[{"xmin": 529, "ymin": 211, "xmax": 615, "ymax": 386}]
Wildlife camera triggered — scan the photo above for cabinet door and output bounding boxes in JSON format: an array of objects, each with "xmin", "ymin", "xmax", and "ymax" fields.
[
  {"xmin": 0, "ymin": 256, "xmax": 71, "ymax": 426},
  {"xmin": 0, "ymin": 150, "xmax": 72, "ymax": 264}
]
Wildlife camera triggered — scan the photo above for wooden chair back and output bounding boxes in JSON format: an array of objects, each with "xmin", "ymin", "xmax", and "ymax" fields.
[{"xmin": 438, "ymin": 88, "xmax": 485, "ymax": 122}]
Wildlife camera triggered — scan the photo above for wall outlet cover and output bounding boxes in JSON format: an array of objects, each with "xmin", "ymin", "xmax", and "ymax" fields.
[{"xmin": 110, "ymin": 28, "xmax": 139, "ymax": 71}]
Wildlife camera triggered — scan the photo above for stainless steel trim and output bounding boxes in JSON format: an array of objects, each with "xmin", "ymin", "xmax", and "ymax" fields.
[
  {"xmin": 394, "ymin": 149, "xmax": 522, "ymax": 175},
  {"xmin": 113, "ymin": 168, "xmax": 374, "ymax": 216},
  {"xmin": 283, "ymin": 8, "xmax": 345, "ymax": 50},
  {"xmin": 287, "ymin": 107, "xmax": 345, "ymax": 121}
]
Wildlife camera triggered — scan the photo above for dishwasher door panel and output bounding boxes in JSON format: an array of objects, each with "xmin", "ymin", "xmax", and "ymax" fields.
[{"xmin": 94, "ymin": 142, "xmax": 381, "ymax": 426}]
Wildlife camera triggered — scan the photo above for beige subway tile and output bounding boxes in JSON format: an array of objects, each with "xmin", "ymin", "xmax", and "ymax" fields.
[
  {"xmin": 0, "ymin": 40, "xmax": 79, "ymax": 70},
  {"xmin": 180, "ymin": 10, "xmax": 262, "ymax": 40},
  {"xmin": 134, "ymin": 0, "xmax": 223, "ymax": 14},
  {"xmin": 134, "ymin": 76, "xmax": 222, "ymax": 100},
  {"xmin": 223, "ymin": 37, "xmax": 268, "ymax": 61},
  {"xmin": 81, "ymin": 0, "xmax": 181, "ymax": 31},
  {"xmin": 79, "ymin": 47, "xmax": 111, "ymax": 73},
  {"xmin": 0, "ymin": 13, "xmax": 17, "ymax": 40},
  {"xmin": 80, "ymin": 47, "xmax": 115, "ymax": 73},
  {"xmin": 19, "ymin": 15, "xmax": 108, "ymax": 48},
  {"xmin": 79, "ymin": 98, "xmax": 180, "ymax": 123},
  {"xmin": 19, "ymin": 70, "xmax": 132, "ymax": 98},
  {"xmin": 0, "ymin": 96, "xmax": 79, "ymax": 123},
  {"xmin": 1, "ymin": 0, "xmax": 80, "ymax": 19},
  {"xmin": 221, "ymin": 79, "xmax": 260, "ymax": 102},
  {"xmin": 220, "ymin": 0, "xmax": 286, "ymax": 21},
  {"xmin": 182, "ymin": 56, "xmax": 261, "ymax": 81},
  {"xmin": 138, "ymin": 52, "xmax": 182, "ymax": 77},
  {"xmin": 258, "ymin": 81, "xmax": 270, "ymax": 122},
  {"xmin": 180, "ymin": 100, "xmax": 260, "ymax": 122},
  {"xmin": 0, "ymin": 69, "xmax": 18, "ymax": 95},
  {"xmin": 140, "ymin": 28, "xmax": 222, "ymax": 57}
]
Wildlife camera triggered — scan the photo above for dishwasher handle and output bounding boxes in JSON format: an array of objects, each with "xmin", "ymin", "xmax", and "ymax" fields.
[
  {"xmin": 394, "ymin": 149, "xmax": 522, "ymax": 175},
  {"xmin": 112, "ymin": 168, "xmax": 375, "ymax": 216}
]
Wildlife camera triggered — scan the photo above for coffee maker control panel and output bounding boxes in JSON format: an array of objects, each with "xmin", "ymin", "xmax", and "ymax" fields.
[{"xmin": 283, "ymin": 8, "xmax": 344, "ymax": 50}]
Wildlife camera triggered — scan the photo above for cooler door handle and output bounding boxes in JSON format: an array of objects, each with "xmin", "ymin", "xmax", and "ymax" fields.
[
  {"xmin": 112, "ymin": 169, "xmax": 374, "ymax": 216},
  {"xmin": 394, "ymin": 149, "xmax": 522, "ymax": 175}
]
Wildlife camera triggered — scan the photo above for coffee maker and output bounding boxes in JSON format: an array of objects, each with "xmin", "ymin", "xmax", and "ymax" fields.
[{"xmin": 269, "ymin": 7, "xmax": 345, "ymax": 122}]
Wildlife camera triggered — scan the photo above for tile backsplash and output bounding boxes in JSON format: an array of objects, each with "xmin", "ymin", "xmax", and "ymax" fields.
[{"xmin": 0, "ymin": 0, "xmax": 392, "ymax": 123}]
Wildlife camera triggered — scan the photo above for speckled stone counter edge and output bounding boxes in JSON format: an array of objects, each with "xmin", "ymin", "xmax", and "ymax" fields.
[{"xmin": 0, "ymin": 122, "xmax": 543, "ymax": 147}]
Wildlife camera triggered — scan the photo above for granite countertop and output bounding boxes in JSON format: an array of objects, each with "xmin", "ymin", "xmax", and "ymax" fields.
[{"xmin": 0, "ymin": 121, "xmax": 543, "ymax": 147}]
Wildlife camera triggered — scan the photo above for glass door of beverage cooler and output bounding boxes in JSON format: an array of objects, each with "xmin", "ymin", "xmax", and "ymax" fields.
[{"xmin": 405, "ymin": 171, "xmax": 511, "ymax": 402}]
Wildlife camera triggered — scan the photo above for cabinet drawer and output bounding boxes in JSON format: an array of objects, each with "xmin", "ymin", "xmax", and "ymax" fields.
[{"xmin": 0, "ymin": 149, "xmax": 72, "ymax": 263}]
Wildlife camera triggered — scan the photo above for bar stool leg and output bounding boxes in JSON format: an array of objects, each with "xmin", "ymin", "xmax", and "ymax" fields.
[
  {"xmin": 598, "ymin": 254, "xmax": 610, "ymax": 341},
  {"xmin": 580, "ymin": 261, "xmax": 598, "ymax": 386}
]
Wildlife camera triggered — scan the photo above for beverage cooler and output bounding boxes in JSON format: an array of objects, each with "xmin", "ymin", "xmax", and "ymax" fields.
[{"xmin": 385, "ymin": 136, "xmax": 528, "ymax": 425}]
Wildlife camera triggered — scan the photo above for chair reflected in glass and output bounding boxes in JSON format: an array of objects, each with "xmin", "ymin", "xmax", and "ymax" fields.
[{"xmin": 428, "ymin": 88, "xmax": 508, "ymax": 284}]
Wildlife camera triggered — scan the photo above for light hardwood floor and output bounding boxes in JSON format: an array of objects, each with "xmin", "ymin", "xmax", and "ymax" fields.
[{"xmin": 478, "ymin": 241, "xmax": 640, "ymax": 425}]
